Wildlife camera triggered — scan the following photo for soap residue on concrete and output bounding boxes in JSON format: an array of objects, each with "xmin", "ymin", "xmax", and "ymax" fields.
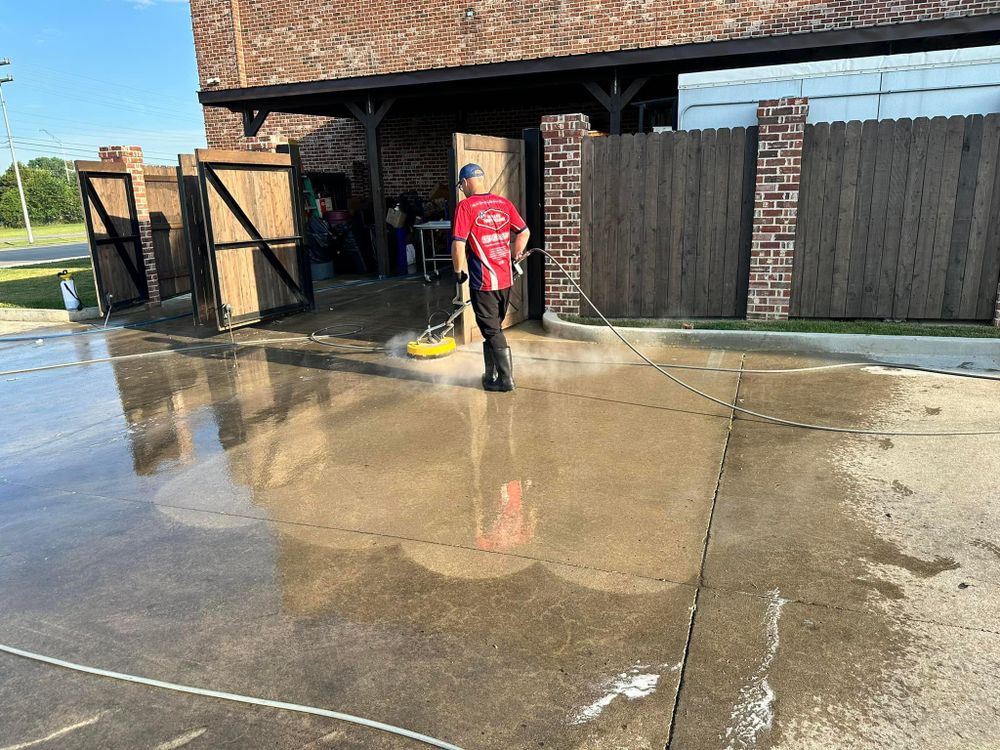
[
  {"xmin": 571, "ymin": 663, "xmax": 662, "ymax": 725},
  {"xmin": 724, "ymin": 589, "xmax": 786, "ymax": 750}
]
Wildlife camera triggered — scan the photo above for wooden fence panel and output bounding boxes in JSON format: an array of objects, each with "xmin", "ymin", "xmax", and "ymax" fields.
[
  {"xmin": 580, "ymin": 127, "xmax": 757, "ymax": 318},
  {"xmin": 793, "ymin": 114, "xmax": 1000, "ymax": 321},
  {"xmin": 145, "ymin": 165, "xmax": 191, "ymax": 300}
]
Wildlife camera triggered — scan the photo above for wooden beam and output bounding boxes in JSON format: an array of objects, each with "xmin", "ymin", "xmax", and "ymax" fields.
[
  {"xmin": 621, "ymin": 77, "xmax": 649, "ymax": 108},
  {"xmin": 346, "ymin": 98, "xmax": 396, "ymax": 277},
  {"xmin": 583, "ymin": 81, "xmax": 611, "ymax": 110},
  {"xmin": 242, "ymin": 108, "xmax": 271, "ymax": 137},
  {"xmin": 585, "ymin": 74, "xmax": 646, "ymax": 135}
]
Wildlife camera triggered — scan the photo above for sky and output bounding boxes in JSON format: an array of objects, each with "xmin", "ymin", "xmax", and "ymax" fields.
[{"xmin": 0, "ymin": 0, "xmax": 207, "ymax": 171}]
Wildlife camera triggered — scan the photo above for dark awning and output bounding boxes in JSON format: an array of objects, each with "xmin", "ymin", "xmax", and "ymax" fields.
[{"xmin": 198, "ymin": 15, "xmax": 1000, "ymax": 119}]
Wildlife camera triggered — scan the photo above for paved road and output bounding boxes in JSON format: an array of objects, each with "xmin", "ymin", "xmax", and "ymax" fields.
[{"xmin": 0, "ymin": 241, "xmax": 89, "ymax": 268}]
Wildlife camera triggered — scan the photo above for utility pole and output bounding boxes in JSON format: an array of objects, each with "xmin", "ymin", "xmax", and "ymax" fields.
[
  {"xmin": 0, "ymin": 59, "xmax": 32, "ymax": 244},
  {"xmin": 41, "ymin": 128, "xmax": 72, "ymax": 183}
]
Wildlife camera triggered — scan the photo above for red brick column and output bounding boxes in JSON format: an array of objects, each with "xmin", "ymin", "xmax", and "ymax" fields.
[
  {"xmin": 540, "ymin": 113, "xmax": 590, "ymax": 317},
  {"xmin": 746, "ymin": 98, "xmax": 809, "ymax": 321},
  {"xmin": 98, "ymin": 145, "xmax": 160, "ymax": 305}
]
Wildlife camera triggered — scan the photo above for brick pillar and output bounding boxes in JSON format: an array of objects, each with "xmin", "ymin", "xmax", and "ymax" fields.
[
  {"xmin": 98, "ymin": 145, "xmax": 160, "ymax": 305},
  {"xmin": 746, "ymin": 98, "xmax": 809, "ymax": 321},
  {"xmin": 540, "ymin": 113, "xmax": 590, "ymax": 317}
]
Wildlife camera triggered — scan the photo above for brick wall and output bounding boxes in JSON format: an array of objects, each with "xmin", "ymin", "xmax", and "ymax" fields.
[
  {"xmin": 540, "ymin": 114, "xmax": 590, "ymax": 316},
  {"xmin": 98, "ymin": 146, "xmax": 160, "ymax": 306},
  {"xmin": 746, "ymin": 98, "xmax": 809, "ymax": 321},
  {"xmin": 190, "ymin": 0, "xmax": 1000, "ymax": 88}
]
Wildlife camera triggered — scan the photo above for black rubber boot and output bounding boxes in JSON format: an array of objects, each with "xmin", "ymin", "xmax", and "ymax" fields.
[
  {"xmin": 482, "ymin": 342, "xmax": 498, "ymax": 390},
  {"xmin": 491, "ymin": 347, "xmax": 515, "ymax": 392}
]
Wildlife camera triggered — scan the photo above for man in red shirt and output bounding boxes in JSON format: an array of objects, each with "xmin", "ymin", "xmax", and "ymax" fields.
[{"xmin": 452, "ymin": 163, "xmax": 531, "ymax": 392}]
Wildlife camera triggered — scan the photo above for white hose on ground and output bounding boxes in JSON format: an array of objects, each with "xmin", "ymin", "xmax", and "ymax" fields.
[
  {"xmin": 533, "ymin": 248, "xmax": 1000, "ymax": 437},
  {"xmin": 0, "ymin": 642, "xmax": 466, "ymax": 750},
  {"xmin": 2, "ymin": 260, "xmax": 997, "ymax": 435}
]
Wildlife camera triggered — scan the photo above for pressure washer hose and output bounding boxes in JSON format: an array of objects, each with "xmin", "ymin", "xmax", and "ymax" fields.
[
  {"xmin": 0, "ymin": 643, "xmax": 465, "ymax": 750},
  {"xmin": 1, "ymin": 265, "xmax": 998, "ymax": 435},
  {"xmin": 532, "ymin": 248, "xmax": 1000, "ymax": 437}
]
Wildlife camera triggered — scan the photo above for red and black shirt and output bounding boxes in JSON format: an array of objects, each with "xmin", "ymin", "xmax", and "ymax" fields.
[{"xmin": 452, "ymin": 194, "xmax": 527, "ymax": 291}]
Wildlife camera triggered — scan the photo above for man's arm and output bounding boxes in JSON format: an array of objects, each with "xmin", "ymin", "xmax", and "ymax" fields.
[
  {"xmin": 513, "ymin": 227, "xmax": 530, "ymax": 261},
  {"xmin": 452, "ymin": 238, "xmax": 467, "ymax": 275}
]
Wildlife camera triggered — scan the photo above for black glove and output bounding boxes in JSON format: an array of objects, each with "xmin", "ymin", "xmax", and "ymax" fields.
[{"xmin": 456, "ymin": 270, "xmax": 469, "ymax": 284}]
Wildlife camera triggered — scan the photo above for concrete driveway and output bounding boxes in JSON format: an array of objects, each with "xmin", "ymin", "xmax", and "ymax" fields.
[{"xmin": 0, "ymin": 279, "xmax": 997, "ymax": 749}]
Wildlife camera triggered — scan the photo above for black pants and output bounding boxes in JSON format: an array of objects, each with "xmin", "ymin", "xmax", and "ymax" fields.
[{"xmin": 470, "ymin": 287, "xmax": 511, "ymax": 350}]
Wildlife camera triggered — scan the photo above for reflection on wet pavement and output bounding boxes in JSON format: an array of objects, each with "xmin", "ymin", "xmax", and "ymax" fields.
[{"xmin": 1, "ymin": 280, "xmax": 999, "ymax": 748}]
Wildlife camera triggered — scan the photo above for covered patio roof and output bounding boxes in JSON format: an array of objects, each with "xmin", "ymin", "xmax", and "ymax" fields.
[{"xmin": 198, "ymin": 15, "xmax": 1000, "ymax": 121}]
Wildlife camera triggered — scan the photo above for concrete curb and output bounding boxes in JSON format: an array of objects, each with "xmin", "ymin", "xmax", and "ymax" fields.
[
  {"xmin": 542, "ymin": 312, "xmax": 1000, "ymax": 359},
  {"xmin": 0, "ymin": 306, "xmax": 101, "ymax": 323}
]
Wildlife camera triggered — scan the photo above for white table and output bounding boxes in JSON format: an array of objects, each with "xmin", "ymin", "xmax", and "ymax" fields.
[{"xmin": 413, "ymin": 220, "xmax": 452, "ymax": 282}]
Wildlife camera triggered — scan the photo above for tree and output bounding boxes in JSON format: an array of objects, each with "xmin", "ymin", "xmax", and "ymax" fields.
[
  {"xmin": 28, "ymin": 156, "xmax": 75, "ymax": 186},
  {"xmin": 0, "ymin": 164, "xmax": 83, "ymax": 227}
]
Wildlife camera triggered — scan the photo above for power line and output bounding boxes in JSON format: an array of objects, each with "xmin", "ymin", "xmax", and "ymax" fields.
[
  {"xmin": 11, "ymin": 79, "xmax": 198, "ymax": 123},
  {"xmin": 8, "ymin": 143, "xmax": 176, "ymax": 166},
  {"xmin": 25, "ymin": 63, "xmax": 199, "ymax": 108},
  {"xmin": 13, "ymin": 143, "xmax": 179, "ymax": 162},
  {"xmin": 17, "ymin": 78, "xmax": 198, "ymax": 118},
  {"xmin": 8, "ymin": 109, "xmax": 205, "ymax": 142},
  {"xmin": 13, "ymin": 136, "xmax": 181, "ymax": 158},
  {"xmin": 16, "ymin": 70, "xmax": 200, "ymax": 110}
]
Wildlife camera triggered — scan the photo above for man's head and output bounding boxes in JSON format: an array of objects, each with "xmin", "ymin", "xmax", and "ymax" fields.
[{"xmin": 457, "ymin": 163, "xmax": 486, "ymax": 197}]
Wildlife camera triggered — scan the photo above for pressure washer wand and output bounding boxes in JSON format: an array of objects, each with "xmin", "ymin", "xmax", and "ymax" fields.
[{"xmin": 415, "ymin": 277, "xmax": 470, "ymax": 345}]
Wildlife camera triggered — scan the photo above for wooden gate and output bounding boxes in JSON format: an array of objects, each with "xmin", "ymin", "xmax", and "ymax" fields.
[
  {"xmin": 580, "ymin": 128, "xmax": 758, "ymax": 318},
  {"xmin": 792, "ymin": 115, "xmax": 1000, "ymax": 321},
  {"xmin": 145, "ymin": 165, "xmax": 191, "ymax": 300},
  {"xmin": 452, "ymin": 133, "xmax": 528, "ymax": 344},
  {"xmin": 76, "ymin": 161, "xmax": 147, "ymax": 313},
  {"xmin": 177, "ymin": 154, "xmax": 213, "ymax": 325},
  {"xmin": 196, "ymin": 148, "xmax": 313, "ymax": 330}
]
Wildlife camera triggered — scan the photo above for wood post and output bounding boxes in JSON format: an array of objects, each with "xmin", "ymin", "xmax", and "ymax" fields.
[
  {"xmin": 584, "ymin": 73, "xmax": 647, "ymax": 135},
  {"xmin": 346, "ymin": 97, "xmax": 394, "ymax": 278}
]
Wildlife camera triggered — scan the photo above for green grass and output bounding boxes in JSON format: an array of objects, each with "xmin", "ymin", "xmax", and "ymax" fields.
[
  {"xmin": 0, "ymin": 259, "xmax": 96, "ymax": 310},
  {"xmin": 568, "ymin": 315, "xmax": 1000, "ymax": 338},
  {"xmin": 0, "ymin": 222, "xmax": 86, "ymax": 248}
]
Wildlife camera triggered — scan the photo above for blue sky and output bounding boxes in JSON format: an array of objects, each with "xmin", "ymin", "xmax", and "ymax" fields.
[{"xmin": 0, "ymin": 0, "xmax": 206, "ymax": 170}]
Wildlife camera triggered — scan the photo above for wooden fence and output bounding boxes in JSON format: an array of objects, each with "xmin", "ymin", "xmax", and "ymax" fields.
[
  {"xmin": 792, "ymin": 114, "xmax": 1000, "ymax": 321},
  {"xmin": 145, "ymin": 165, "xmax": 191, "ymax": 300},
  {"xmin": 580, "ymin": 128, "xmax": 758, "ymax": 318}
]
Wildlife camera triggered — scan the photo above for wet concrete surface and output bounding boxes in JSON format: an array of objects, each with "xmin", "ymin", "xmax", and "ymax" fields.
[{"xmin": 1, "ymin": 278, "xmax": 998, "ymax": 748}]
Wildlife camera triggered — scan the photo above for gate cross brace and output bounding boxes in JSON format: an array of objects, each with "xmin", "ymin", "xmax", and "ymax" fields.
[
  {"xmin": 584, "ymin": 75, "xmax": 648, "ymax": 135},
  {"xmin": 83, "ymin": 176, "xmax": 147, "ymax": 295},
  {"xmin": 204, "ymin": 165, "xmax": 310, "ymax": 307}
]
